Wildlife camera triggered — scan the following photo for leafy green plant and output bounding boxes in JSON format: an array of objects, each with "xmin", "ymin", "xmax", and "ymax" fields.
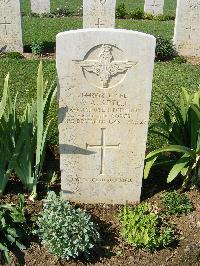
[
  {"xmin": 40, "ymin": 13, "xmax": 54, "ymax": 18},
  {"xmin": 52, "ymin": 7, "xmax": 71, "ymax": 17},
  {"xmin": 116, "ymin": 3, "xmax": 127, "ymax": 19},
  {"xmin": 162, "ymin": 191, "xmax": 193, "ymax": 215},
  {"xmin": 35, "ymin": 191, "xmax": 100, "ymax": 260},
  {"xmin": 30, "ymin": 12, "xmax": 40, "ymax": 18},
  {"xmin": 0, "ymin": 63, "xmax": 56, "ymax": 199},
  {"xmin": 119, "ymin": 203, "xmax": 175, "ymax": 250},
  {"xmin": 46, "ymin": 170, "xmax": 59, "ymax": 189},
  {"xmin": 0, "ymin": 195, "xmax": 28, "ymax": 264},
  {"xmin": 0, "ymin": 74, "xmax": 19, "ymax": 194},
  {"xmin": 11, "ymin": 62, "xmax": 56, "ymax": 200},
  {"xmin": 128, "ymin": 9, "xmax": 144, "ymax": 20},
  {"xmin": 31, "ymin": 42, "xmax": 44, "ymax": 55},
  {"xmin": 173, "ymin": 55, "xmax": 187, "ymax": 64},
  {"xmin": 144, "ymin": 87, "xmax": 200, "ymax": 188},
  {"xmin": 155, "ymin": 36, "xmax": 176, "ymax": 61},
  {"xmin": 5, "ymin": 52, "xmax": 24, "ymax": 59},
  {"xmin": 154, "ymin": 14, "xmax": 175, "ymax": 21},
  {"xmin": 144, "ymin": 13, "xmax": 154, "ymax": 20}
]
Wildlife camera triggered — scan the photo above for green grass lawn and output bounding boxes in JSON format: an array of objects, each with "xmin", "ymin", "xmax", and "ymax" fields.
[
  {"xmin": 21, "ymin": 0, "xmax": 177, "ymax": 16},
  {"xmin": 23, "ymin": 17, "xmax": 174, "ymax": 48}
]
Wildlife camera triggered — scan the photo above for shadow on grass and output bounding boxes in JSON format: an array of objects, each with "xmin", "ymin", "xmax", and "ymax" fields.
[{"xmin": 24, "ymin": 41, "xmax": 56, "ymax": 54}]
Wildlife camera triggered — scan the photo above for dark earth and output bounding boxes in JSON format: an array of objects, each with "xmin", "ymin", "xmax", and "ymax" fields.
[{"xmin": 0, "ymin": 148, "xmax": 200, "ymax": 266}]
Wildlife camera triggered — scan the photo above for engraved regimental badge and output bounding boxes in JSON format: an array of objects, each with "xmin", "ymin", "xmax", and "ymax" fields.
[{"xmin": 75, "ymin": 44, "xmax": 137, "ymax": 89}]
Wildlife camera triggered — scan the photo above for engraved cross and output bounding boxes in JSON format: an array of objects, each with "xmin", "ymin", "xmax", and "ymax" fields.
[
  {"xmin": 0, "ymin": 17, "xmax": 11, "ymax": 35},
  {"xmin": 95, "ymin": 18, "xmax": 105, "ymax": 28},
  {"xmin": 86, "ymin": 128, "xmax": 120, "ymax": 175},
  {"xmin": 152, "ymin": 0, "xmax": 159, "ymax": 14}
]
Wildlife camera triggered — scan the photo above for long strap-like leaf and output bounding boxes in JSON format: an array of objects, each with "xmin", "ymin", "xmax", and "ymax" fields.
[
  {"xmin": 146, "ymin": 145, "xmax": 196, "ymax": 160},
  {"xmin": 144, "ymin": 155, "xmax": 158, "ymax": 179},
  {"xmin": 0, "ymin": 73, "xmax": 9, "ymax": 120},
  {"xmin": 36, "ymin": 62, "xmax": 44, "ymax": 168},
  {"xmin": 167, "ymin": 154, "xmax": 191, "ymax": 183}
]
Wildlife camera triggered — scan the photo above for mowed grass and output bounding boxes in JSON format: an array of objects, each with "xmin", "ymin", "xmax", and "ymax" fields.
[
  {"xmin": 21, "ymin": 0, "xmax": 177, "ymax": 16},
  {"xmin": 0, "ymin": 59, "xmax": 199, "ymax": 149},
  {"xmin": 23, "ymin": 17, "xmax": 174, "ymax": 48}
]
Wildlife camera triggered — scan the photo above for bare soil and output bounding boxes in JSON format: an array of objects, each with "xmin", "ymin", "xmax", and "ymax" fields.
[
  {"xmin": 23, "ymin": 53, "xmax": 55, "ymax": 60},
  {"xmin": 1, "ymin": 165, "xmax": 200, "ymax": 266},
  {"xmin": 186, "ymin": 57, "xmax": 200, "ymax": 65}
]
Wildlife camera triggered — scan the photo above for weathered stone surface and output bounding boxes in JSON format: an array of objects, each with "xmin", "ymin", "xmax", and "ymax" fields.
[
  {"xmin": 0, "ymin": 0, "xmax": 23, "ymax": 53},
  {"xmin": 174, "ymin": 0, "xmax": 200, "ymax": 57},
  {"xmin": 30, "ymin": 0, "xmax": 50, "ymax": 14},
  {"xmin": 57, "ymin": 29, "xmax": 156, "ymax": 204},
  {"xmin": 144, "ymin": 0, "xmax": 164, "ymax": 15},
  {"xmin": 83, "ymin": 0, "xmax": 116, "ymax": 28}
]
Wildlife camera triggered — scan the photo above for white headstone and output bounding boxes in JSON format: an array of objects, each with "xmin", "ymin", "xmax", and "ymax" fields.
[
  {"xmin": 174, "ymin": 0, "xmax": 200, "ymax": 57},
  {"xmin": 57, "ymin": 29, "xmax": 156, "ymax": 204},
  {"xmin": 0, "ymin": 0, "xmax": 23, "ymax": 53},
  {"xmin": 83, "ymin": 0, "xmax": 116, "ymax": 28},
  {"xmin": 144, "ymin": 0, "xmax": 164, "ymax": 15},
  {"xmin": 30, "ymin": 0, "xmax": 50, "ymax": 14}
]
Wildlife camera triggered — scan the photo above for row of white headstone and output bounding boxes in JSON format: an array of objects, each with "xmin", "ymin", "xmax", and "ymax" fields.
[
  {"xmin": 3, "ymin": 0, "xmax": 166, "ymax": 17},
  {"xmin": 32, "ymin": 0, "xmax": 165, "ymax": 16},
  {"xmin": 0, "ymin": 0, "xmax": 199, "ymax": 57}
]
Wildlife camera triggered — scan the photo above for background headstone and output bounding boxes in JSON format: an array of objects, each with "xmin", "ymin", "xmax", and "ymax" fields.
[
  {"xmin": 174, "ymin": 0, "xmax": 200, "ymax": 57},
  {"xmin": 0, "ymin": 0, "xmax": 23, "ymax": 53},
  {"xmin": 57, "ymin": 29, "xmax": 156, "ymax": 204},
  {"xmin": 30, "ymin": 0, "xmax": 50, "ymax": 14},
  {"xmin": 83, "ymin": 0, "xmax": 116, "ymax": 28},
  {"xmin": 144, "ymin": 0, "xmax": 164, "ymax": 15}
]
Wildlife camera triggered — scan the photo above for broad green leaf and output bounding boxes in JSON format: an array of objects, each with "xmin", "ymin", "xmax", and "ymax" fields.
[
  {"xmin": 5, "ymin": 234, "xmax": 15, "ymax": 244},
  {"xmin": 39, "ymin": 119, "xmax": 52, "ymax": 172},
  {"xmin": 43, "ymin": 81, "xmax": 56, "ymax": 121},
  {"xmin": 190, "ymin": 104, "xmax": 200, "ymax": 151},
  {"xmin": 15, "ymin": 241, "xmax": 26, "ymax": 250},
  {"xmin": 167, "ymin": 154, "xmax": 191, "ymax": 182},
  {"xmin": 188, "ymin": 107, "xmax": 199, "ymax": 150},
  {"xmin": 191, "ymin": 104, "xmax": 200, "ymax": 120},
  {"xmin": 36, "ymin": 61, "xmax": 44, "ymax": 167},
  {"xmin": 3, "ymin": 250, "xmax": 11, "ymax": 263},
  {"xmin": 146, "ymin": 145, "xmax": 196, "ymax": 160},
  {"xmin": 192, "ymin": 88, "xmax": 200, "ymax": 106},
  {"xmin": 0, "ymin": 73, "xmax": 9, "ymax": 120},
  {"xmin": 144, "ymin": 155, "xmax": 158, "ymax": 179},
  {"xmin": 0, "ymin": 242, "xmax": 8, "ymax": 251},
  {"xmin": 196, "ymin": 130, "xmax": 200, "ymax": 153},
  {"xmin": 180, "ymin": 88, "xmax": 190, "ymax": 122},
  {"xmin": 181, "ymin": 165, "xmax": 190, "ymax": 176},
  {"xmin": 6, "ymin": 227, "xmax": 18, "ymax": 237}
]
